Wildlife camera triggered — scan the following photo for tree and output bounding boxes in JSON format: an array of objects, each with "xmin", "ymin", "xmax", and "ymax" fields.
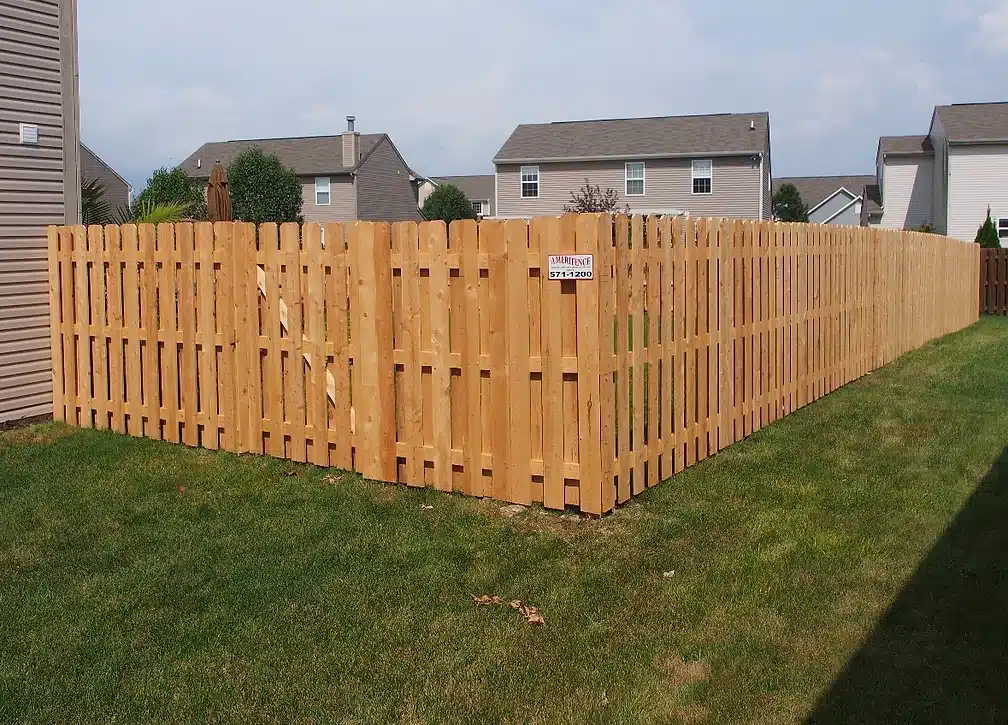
[
  {"xmin": 975, "ymin": 206, "xmax": 1000, "ymax": 248},
  {"xmin": 132, "ymin": 166, "xmax": 208, "ymax": 221},
  {"xmin": 563, "ymin": 179, "xmax": 628, "ymax": 214},
  {"xmin": 772, "ymin": 183, "xmax": 809, "ymax": 222},
  {"xmin": 227, "ymin": 147, "xmax": 303, "ymax": 225},
  {"xmin": 421, "ymin": 183, "xmax": 477, "ymax": 224},
  {"xmin": 81, "ymin": 177, "xmax": 113, "ymax": 225}
]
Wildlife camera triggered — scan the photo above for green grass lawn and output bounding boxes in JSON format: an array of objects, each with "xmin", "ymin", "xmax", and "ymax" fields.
[{"xmin": 2, "ymin": 318, "xmax": 1007, "ymax": 725}]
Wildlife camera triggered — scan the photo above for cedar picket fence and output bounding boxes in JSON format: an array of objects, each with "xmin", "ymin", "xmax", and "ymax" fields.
[
  {"xmin": 47, "ymin": 216, "xmax": 980, "ymax": 515},
  {"xmin": 980, "ymin": 248, "xmax": 1007, "ymax": 315}
]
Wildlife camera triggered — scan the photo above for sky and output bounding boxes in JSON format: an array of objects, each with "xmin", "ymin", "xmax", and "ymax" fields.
[{"xmin": 78, "ymin": 0, "xmax": 1008, "ymax": 193}]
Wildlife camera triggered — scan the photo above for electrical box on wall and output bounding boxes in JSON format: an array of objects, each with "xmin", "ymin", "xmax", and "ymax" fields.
[{"xmin": 19, "ymin": 123, "xmax": 39, "ymax": 145}]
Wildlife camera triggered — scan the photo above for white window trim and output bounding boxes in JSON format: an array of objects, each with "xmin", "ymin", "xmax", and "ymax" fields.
[
  {"xmin": 691, "ymin": 159, "xmax": 713, "ymax": 195},
  {"xmin": 625, "ymin": 161, "xmax": 645, "ymax": 196},
  {"xmin": 472, "ymin": 199, "xmax": 490, "ymax": 216},
  {"xmin": 520, "ymin": 165, "xmax": 540, "ymax": 199},
  {"xmin": 315, "ymin": 176, "xmax": 331, "ymax": 206},
  {"xmin": 998, "ymin": 216, "xmax": 1008, "ymax": 238}
]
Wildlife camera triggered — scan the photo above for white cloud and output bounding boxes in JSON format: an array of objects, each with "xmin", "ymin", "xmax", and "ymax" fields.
[{"xmin": 979, "ymin": 2, "xmax": 1008, "ymax": 53}]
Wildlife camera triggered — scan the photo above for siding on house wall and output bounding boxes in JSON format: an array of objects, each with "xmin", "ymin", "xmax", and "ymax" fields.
[
  {"xmin": 0, "ymin": 0, "xmax": 79, "ymax": 423},
  {"xmin": 80, "ymin": 144, "xmax": 129, "ymax": 207},
  {"xmin": 880, "ymin": 157, "xmax": 934, "ymax": 230},
  {"xmin": 946, "ymin": 144, "xmax": 1008, "ymax": 242},
  {"xmin": 827, "ymin": 203, "xmax": 860, "ymax": 226},
  {"xmin": 356, "ymin": 137, "xmax": 424, "ymax": 222},
  {"xmin": 930, "ymin": 116, "xmax": 949, "ymax": 234},
  {"xmin": 809, "ymin": 192, "xmax": 857, "ymax": 224},
  {"xmin": 496, "ymin": 156, "xmax": 762, "ymax": 219},
  {"xmin": 301, "ymin": 175, "xmax": 355, "ymax": 223}
]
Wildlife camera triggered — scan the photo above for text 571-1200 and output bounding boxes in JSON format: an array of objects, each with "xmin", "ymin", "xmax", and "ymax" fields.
[{"xmin": 549, "ymin": 269, "xmax": 593, "ymax": 280}]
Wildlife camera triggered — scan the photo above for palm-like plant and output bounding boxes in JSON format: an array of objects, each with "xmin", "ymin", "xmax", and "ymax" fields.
[
  {"xmin": 81, "ymin": 178, "xmax": 113, "ymax": 225},
  {"xmin": 117, "ymin": 199, "xmax": 192, "ymax": 225}
]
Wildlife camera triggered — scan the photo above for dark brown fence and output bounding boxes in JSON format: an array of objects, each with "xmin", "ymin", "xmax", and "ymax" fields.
[{"xmin": 981, "ymin": 249, "xmax": 1008, "ymax": 316}]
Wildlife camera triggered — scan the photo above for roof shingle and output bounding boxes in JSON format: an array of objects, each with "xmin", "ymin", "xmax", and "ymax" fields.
[
  {"xmin": 431, "ymin": 175, "xmax": 494, "ymax": 203},
  {"xmin": 935, "ymin": 102, "xmax": 1008, "ymax": 143},
  {"xmin": 878, "ymin": 135, "xmax": 934, "ymax": 156},
  {"xmin": 773, "ymin": 175, "xmax": 875, "ymax": 210},
  {"xmin": 493, "ymin": 112, "xmax": 770, "ymax": 163},
  {"xmin": 178, "ymin": 134, "xmax": 385, "ymax": 178}
]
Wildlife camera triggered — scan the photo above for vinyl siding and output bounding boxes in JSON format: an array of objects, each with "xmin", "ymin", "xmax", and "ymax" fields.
[
  {"xmin": 946, "ymin": 144, "xmax": 1008, "ymax": 242},
  {"xmin": 80, "ymin": 143, "xmax": 129, "ymax": 207},
  {"xmin": 825, "ymin": 203, "xmax": 860, "ymax": 227},
  {"xmin": 809, "ymin": 191, "xmax": 857, "ymax": 224},
  {"xmin": 356, "ymin": 136, "xmax": 424, "ymax": 222},
  {"xmin": 496, "ymin": 156, "xmax": 762, "ymax": 219},
  {"xmin": 930, "ymin": 115, "xmax": 948, "ymax": 234},
  {"xmin": 880, "ymin": 157, "xmax": 934, "ymax": 230},
  {"xmin": 301, "ymin": 174, "xmax": 355, "ymax": 223},
  {"xmin": 0, "ymin": 0, "xmax": 79, "ymax": 423}
]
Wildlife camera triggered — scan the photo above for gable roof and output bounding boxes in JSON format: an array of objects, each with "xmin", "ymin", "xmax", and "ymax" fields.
[
  {"xmin": 178, "ymin": 133, "xmax": 386, "ymax": 179},
  {"xmin": 862, "ymin": 183, "xmax": 882, "ymax": 224},
  {"xmin": 430, "ymin": 174, "xmax": 495, "ymax": 202},
  {"xmin": 773, "ymin": 175, "xmax": 874, "ymax": 211},
  {"xmin": 935, "ymin": 102, "xmax": 1008, "ymax": 144},
  {"xmin": 80, "ymin": 143, "xmax": 132, "ymax": 191},
  {"xmin": 878, "ymin": 135, "xmax": 934, "ymax": 157},
  {"xmin": 493, "ymin": 112, "xmax": 770, "ymax": 164}
]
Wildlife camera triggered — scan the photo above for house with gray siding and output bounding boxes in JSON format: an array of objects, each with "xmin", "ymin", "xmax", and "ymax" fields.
[
  {"xmin": 0, "ymin": 0, "xmax": 80, "ymax": 424},
  {"xmin": 873, "ymin": 102, "xmax": 1008, "ymax": 244},
  {"xmin": 180, "ymin": 117, "xmax": 424, "ymax": 224},
  {"xmin": 492, "ymin": 112, "xmax": 772, "ymax": 220},
  {"xmin": 80, "ymin": 143, "xmax": 131, "ymax": 209},
  {"xmin": 418, "ymin": 174, "xmax": 495, "ymax": 217},
  {"xmin": 773, "ymin": 175, "xmax": 874, "ymax": 226}
]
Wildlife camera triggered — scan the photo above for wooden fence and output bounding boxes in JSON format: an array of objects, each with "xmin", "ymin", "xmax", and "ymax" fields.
[
  {"xmin": 47, "ymin": 217, "xmax": 980, "ymax": 514},
  {"xmin": 980, "ymin": 248, "xmax": 1007, "ymax": 315}
]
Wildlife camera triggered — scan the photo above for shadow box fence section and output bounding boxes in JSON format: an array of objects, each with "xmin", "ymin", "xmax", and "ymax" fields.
[
  {"xmin": 980, "ymin": 248, "xmax": 1007, "ymax": 316},
  {"xmin": 46, "ymin": 216, "xmax": 980, "ymax": 515}
]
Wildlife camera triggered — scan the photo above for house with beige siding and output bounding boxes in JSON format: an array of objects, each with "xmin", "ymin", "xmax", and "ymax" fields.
[
  {"xmin": 875, "ymin": 135, "xmax": 935, "ymax": 230},
  {"xmin": 492, "ymin": 112, "xmax": 772, "ymax": 220},
  {"xmin": 0, "ymin": 0, "xmax": 80, "ymax": 425},
  {"xmin": 80, "ymin": 143, "xmax": 131, "ymax": 209},
  {"xmin": 179, "ymin": 117, "xmax": 424, "ymax": 224},
  {"xmin": 773, "ymin": 175, "xmax": 875, "ymax": 226},
  {"xmin": 873, "ymin": 102, "xmax": 1008, "ymax": 245},
  {"xmin": 418, "ymin": 174, "xmax": 495, "ymax": 217}
]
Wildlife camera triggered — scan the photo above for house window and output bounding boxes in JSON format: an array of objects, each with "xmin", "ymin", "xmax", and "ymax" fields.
[
  {"xmin": 999, "ymin": 217, "xmax": 1008, "ymax": 241},
  {"xmin": 315, "ymin": 176, "xmax": 331, "ymax": 206},
  {"xmin": 625, "ymin": 162, "xmax": 645, "ymax": 196},
  {"xmin": 521, "ymin": 166, "xmax": 539, "ymax": 198},
  {"xmin": 692, "ymin": 160, "xmax": 712, "ymax": 194},
  {"xmin": 472, "ymin": 200, "xmax": 489, "ymax": 216}
]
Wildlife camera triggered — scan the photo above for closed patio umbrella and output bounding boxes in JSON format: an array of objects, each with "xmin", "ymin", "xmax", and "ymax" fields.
[{"xmin": 207, "ymin": 161, "xmax": 232, "ymax": 222}]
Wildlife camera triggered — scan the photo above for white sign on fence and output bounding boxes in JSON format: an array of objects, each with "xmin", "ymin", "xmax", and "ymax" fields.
[{"xmin": 548, "ymin": 254, "xmax": 594, "ymax": 280}]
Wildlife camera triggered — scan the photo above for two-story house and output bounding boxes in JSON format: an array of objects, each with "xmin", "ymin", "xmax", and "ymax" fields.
[
  {"xmin": 1, "ymin": 0, "xmax": 80, "ymax": 424},
  {"xmin": 492, "ymin": 112, "xmax": 772, "ymax": 219},
  {"xmin": 773, "ymin": 175, "xmax": 875, "ymax": 226},
  {"xmin": 179, "ymin": 117, "xmax": 424, "ymax": 223},
  {"xmin": 873, "ymin": 102, "xmax": 1008, "ymax": 244},
  {"xmin": 418, "ymin": 175, "xmax": 496, "ymax": 218},
  {"xmin": 81, "ymin": 143, "xmax": 131, "ymax": 208}
]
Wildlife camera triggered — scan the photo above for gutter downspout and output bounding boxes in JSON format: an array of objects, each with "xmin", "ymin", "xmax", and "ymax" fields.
[
  {"xmin": 758, "ymin": 153, "xmax": 765, "ymax": 221},
  {"xmin": 494, "ymin": 166, "xmax": 499, "ymax": 219}
]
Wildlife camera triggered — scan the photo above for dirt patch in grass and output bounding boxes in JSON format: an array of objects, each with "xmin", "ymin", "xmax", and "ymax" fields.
[
  {"xmin": 656, "ymin": 655, "xmax": 712, "ymax": 687},
  {"xmin": 0, "ymin": 422, "xmax": 75, "ymax": 446}
]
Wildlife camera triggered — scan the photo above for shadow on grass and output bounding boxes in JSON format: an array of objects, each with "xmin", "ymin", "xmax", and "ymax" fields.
[{"xmin": 806, "ymin": 445, "xmax": 1008, "ymax": 724}]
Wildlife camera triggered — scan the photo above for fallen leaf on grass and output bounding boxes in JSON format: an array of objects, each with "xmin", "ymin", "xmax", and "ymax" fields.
[
  {"xmin": 323, "ymin": 474, "xmax": 339, "ymax": 485},
  {"xmin": 178, "ymin": 486, "xmax": 186, "ymax": 494},
  {"xmin": 284, "ymin": 470, "xmax": 300, "ymax": 478},
  {"xmin": 420, "ymin": 505, "xmax": 434, "ymax": 511},
  {"xmin": 663, "ymin": 570, "xmax": 676, "ymax": 579},
  {"xmin": 475, "ymin": 597, "xmax": 546, "ymax": 625}
]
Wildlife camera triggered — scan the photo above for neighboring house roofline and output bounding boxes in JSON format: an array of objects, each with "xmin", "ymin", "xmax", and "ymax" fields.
[
  {"xmin": 494, "ymin": 149, "xmax": 766, "ymax": 165},
  {"xmin": 358, "ymin": 133, "xmax": 424, "ymax": 181},
  {"xmin": 806, "ymin": 186, "xmax": 860, "ymax": 217},
  {"xmin": 81, "ymin": 142, "xmax": 132, "ymax": 193},
  {"xmin": 820, "ymin": 195, "xmax": 862, "ymax": 225}
]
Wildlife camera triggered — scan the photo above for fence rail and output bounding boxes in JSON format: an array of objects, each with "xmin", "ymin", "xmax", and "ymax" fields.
[
  {"xmin": 981, "ymin": 248, "xmax": 1007, "ymax": 315},
  {"xmin": 47, "ymin": 216, "xmax": 980, "ymax": 514}
]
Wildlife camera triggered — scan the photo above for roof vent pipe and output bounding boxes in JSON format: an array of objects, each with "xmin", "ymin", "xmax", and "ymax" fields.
[{"xmin": 347, "ymin": 115, "xmax": 356, "ymax": 132}]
